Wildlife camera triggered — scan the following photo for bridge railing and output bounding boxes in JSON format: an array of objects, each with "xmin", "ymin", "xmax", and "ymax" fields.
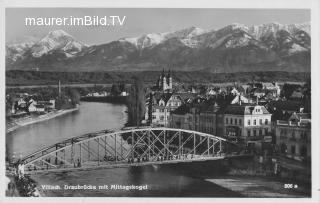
[{"xmin": 20, "ymin": 127, "xmax": 240, "ymax": 173}]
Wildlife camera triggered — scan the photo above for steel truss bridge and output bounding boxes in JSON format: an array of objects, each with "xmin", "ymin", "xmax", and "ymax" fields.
[{"xmin": 21, "ymin": 127, "xmax": 242, "ymax": 174}]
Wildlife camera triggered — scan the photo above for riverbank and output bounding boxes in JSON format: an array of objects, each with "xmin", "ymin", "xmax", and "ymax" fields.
[
  {"xmin": 81, "ymin": 96, "xmax": 127, "ymax": 104},
  {"xmin": 6, "ymin": 108, "xmax": 79, "ymax": 133}
]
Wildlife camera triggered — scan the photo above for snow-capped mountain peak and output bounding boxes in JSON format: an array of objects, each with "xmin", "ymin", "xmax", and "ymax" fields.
[
  {"xmin": 6, "ymin": 22, "xmax": 310, "ymax": 72},
  {"xmin": 120, "ymin": 26, "xmax": 208, "ymax": 49},
  {"xmin": 31, "ymin": 30, "xmax": 87, "ymax": 57},
  {"xmin": 120, "ymin": 32, "xmax": 168, "ymax": 49}
]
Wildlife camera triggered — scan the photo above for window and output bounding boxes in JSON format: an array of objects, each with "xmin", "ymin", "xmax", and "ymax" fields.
[
  {"xmin": 226, "ymin": 118, "xmax": 228, "ymax": 124},
  {"xmin": 291, "ymin": 145, "xmax": 296, "ymax": 155},
  {"xmin": 259, "ymin": 129, "xmax": 262, "ymax": 136},
  {"xmin": 281, "ymin": 144, "xmax": 287, "ymax": 154},
  {"xmin": 253, "ymin": 119, "xmax": 256, "ymax": 125},
  {"xmin": 301, "ymin": 132, "xmax": 308, "ymax": 141},
  {"xmin": 235, "ymin": 119, "xmax": 237, "ymax": 125},
  {"xmin": 152, "ymin": 108, "xmax": 156, "ymax": 113},
  {"xmin": 259, "ymin": 119, "xmax": 262, "ymax": 125},
  {"xmin": 265, "ymin": 128, "xmax": 268, "ymax": 134},
  {"xmin": 300, "ymin": 145, "xmax": 307, "ymax": 157},
  {"xmin": 248, "ymin": 120, "xmax": 251, "ymax": 126},
  {"xmin": 239, "ymin": 119, "xmax": 242, "ymax": 125},
  {"xmin": 160, "ymin": 109, "xmax": 164, "ymax": 112},
  {"xmin": 253, "ymin": 130, "xmax": 257, "ymax": 137},
  {"xmin": 160, "ymin": 116, "xmax": 164, "ymax": 121},
  {"xmin": 265, "ymin": 119, "xmax": 268, "ymax": 125},
  {"xmin": 247, "ymin": 130, "xmax": 251, "ymax": 137},
  {"xmin": 152, "ymin": 115, "xmax": 156, "ymax": 119},
  {"xmin": 230, "ymin": 118, "xmax": 233, "ymax": 124}
]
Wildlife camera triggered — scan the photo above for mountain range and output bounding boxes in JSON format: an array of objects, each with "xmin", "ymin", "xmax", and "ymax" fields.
[{"xmin": 6, "ymin": 22, "xmax": 311, "ymax": 73}]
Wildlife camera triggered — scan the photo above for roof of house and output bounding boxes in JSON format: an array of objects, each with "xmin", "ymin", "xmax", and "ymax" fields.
[
  {"xmin": 223, "ymin": 104, "xmax": 270, "ymax": 115},
  {"xmin": 35, "ymin": 104, "xmax": 45, "ymax": 108},
  {"xmin": 289, "ymin": 112, "xmax": 311, "ymax": 120}
]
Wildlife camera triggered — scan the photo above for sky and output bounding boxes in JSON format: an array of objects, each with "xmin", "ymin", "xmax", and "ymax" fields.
[{"xmin": 6, "ymin": 8, "xmax": 310, "ymax": 45}]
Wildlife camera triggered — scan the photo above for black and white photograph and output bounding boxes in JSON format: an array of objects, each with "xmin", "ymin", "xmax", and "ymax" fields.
[{"xmin": 2, "ymin": 2, "xmax": 319, "ymax": 201}]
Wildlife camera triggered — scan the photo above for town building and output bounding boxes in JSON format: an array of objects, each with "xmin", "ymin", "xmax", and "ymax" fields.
[
  {"xmin": 223, "ymin": 104, "xmax": 272, "ymax": 143},
  {"xmin": 28, "ymin": 101, "xmax": 37, "ymax": 112},
  {"xmin": 35, "ymin": 104, "xmax": 45, "ymax": 113},
  {"xmin": 169, "ymin": 94, "xmax": 254, "ymax": 138},
  {"xmin": 262, "ymin": 82, "xmax": 281, "ymax": 97},
  {"xmin": 275, "ymin": 113, "xmax": 311, "ymax": 161},
  {"xmin": 145, "ymin": 93, "xmax": 183, "ymax": 127}
]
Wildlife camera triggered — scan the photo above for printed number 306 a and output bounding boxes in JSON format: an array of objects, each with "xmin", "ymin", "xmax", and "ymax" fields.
[{"xmin": 284, "ymin": 184, "xmax": 298, "ymax": 189}]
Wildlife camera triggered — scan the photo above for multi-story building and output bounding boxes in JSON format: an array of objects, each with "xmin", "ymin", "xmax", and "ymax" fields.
[
  {"xmin": 223, "ymin": 104, "xmax": 272, "ymax": 143},
  {"xmin": 146, "ymin": 93, "xmax": 183, "ymax": 127},
  {"xmin": 170, "ymin": 95, "xmax": 251, "ymax": 137},
  {"xmin": 275, "ymin": 113, "xmax": 311, "ymax": 161}
]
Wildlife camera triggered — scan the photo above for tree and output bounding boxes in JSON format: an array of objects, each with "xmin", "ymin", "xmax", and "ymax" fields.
[
  {"xmin": 281, "ymin": 83, "xmax": 301, "ymax": 99},
  {"xmin": 67, "ymin": 88, "xmax": 80, "ymax": 107},
  {"xmin": 127, "ymin": 76, "xmax": 146, "ymax": 126},
  {"xmin": 111, "ymin": 83, "xmax": 120, "ymax": 96},
  {"xmin": 199, "ymin": 85, "xmax": 207, "ymax": 95},
  {"xmin": 5, "ymin": 95, "xmax": 13, "ymax": 115}
]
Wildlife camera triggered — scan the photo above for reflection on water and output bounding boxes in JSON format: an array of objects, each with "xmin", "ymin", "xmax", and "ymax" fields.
[
  {"xmin": 31, "ymin": 163, "xmax": 241, "ymax": 197},
  {"xmin": 6, "ymin": 102, "xmax": 128, "ymax": 159}
]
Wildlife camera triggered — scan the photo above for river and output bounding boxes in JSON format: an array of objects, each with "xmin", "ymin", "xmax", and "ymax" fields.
[{"xmin": 6, "ymin": 102, "xmax": 241, "ymax": 197}]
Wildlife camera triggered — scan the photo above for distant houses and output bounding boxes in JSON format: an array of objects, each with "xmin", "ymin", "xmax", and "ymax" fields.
[
  {"xmin": 10, "ymin": 95, "xmax": 56, "ymax": 114},
  {"xmin": 85, "ymin": 90, "xmax": 129, "ymax": 97}
]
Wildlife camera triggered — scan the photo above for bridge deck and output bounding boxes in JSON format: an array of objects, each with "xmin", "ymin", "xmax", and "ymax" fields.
[
  {"xmin": 21, "ymin": 127, "xmax": 244, "ymax": 175},
  {"xmin": 26, "ymin": 154, "xmax": 250, "ymax": 175}
]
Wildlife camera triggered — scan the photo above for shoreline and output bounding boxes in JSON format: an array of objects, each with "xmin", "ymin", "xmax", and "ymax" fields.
[{"xmin": 6, "ymin": 107, "xmax": 79, "ymax": 133}]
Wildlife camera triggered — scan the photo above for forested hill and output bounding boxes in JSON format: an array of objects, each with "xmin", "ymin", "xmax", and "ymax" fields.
[{"xmin": 6, "ymin": 70, "xmax": 310, "ymax": 86}]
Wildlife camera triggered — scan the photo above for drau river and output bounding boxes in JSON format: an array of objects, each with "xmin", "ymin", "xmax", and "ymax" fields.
[{"xmin": 6, "ymin": 102, "xmax": 241, "ymax": 197}]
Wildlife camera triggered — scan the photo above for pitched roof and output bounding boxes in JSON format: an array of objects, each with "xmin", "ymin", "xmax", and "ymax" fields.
[{"xmin": 223, "ymin": 104, "xmax": 270, "ymax": 115}]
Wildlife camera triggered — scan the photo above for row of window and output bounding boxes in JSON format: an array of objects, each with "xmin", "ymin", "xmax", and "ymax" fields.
[
  {"xmin": 247, "ymin": 118, "xmax": 268, "ymax": 126},
  {"xmin": 152, "ymin": 115, "xmax": 170, "ymax": 121},
  {"xmin": 225, "ymin": 118, "xmax": 242, "ymax": 125},
  {"xmin": 152, "ymin": 109, "xmax": 167, "ymax": 113},
  {"xmin": 279, "ymin": 130, "xmax": 309, "ymax": 141},
  {"xmin": 226, "ymin": 117, "xmax": 269, "ymax": 126},
  {"xmin": 159, "ymin": 101, "xmax": 181, "ymax": 107},
  {"xmin": 247, "ymin": 128, "xmax": 269, "ymax": 137}
]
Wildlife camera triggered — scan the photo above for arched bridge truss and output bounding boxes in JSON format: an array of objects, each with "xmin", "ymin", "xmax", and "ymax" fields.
[{"xmin": 21, "ymin": 128, "xmax": 240, "ymax": 174}]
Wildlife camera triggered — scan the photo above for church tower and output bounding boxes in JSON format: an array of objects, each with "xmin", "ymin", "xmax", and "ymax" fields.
[
  {"xmin": 162, "ymin": 74, "xmax": 167, "ymax": 91},
  {"xmin": 168, "ymin": 69, "xmax": 172, "ymax": 89}
]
